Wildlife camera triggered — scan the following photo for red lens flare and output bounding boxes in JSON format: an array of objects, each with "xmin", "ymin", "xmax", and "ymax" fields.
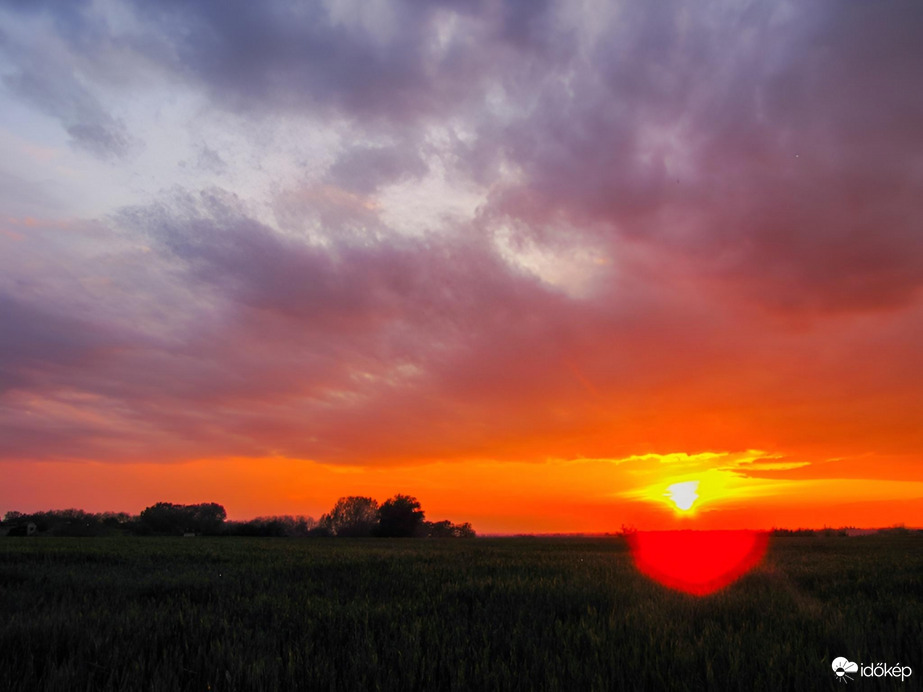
[{"xmin": 628, "ymin": 530, "xmax": 768, "ymax": 596}]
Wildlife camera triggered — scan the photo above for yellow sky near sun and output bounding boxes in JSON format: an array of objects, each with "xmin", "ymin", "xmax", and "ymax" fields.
[{"xmin": 3, "ymin": 450, "xmax": 922, "ymax": 533}]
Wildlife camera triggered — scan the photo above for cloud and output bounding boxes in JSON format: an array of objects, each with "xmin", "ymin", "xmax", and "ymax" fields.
[
  {"xmin": 120, "ymin": 0, "xmax": 493, "ymax": 126},
  {"xmin": 0, "ymin": 0, "xmax": 921, "ymax": 484},
  {"xmin": 472, "ymin": 1, "xmax": 923, "ymax": 317},
  {"xmin": 4, "ymin": 1, "xmax": 919, "ymax": 317},
  {"xmin": 0, "ymin": 10, "xmax": 133, "ymax": 159},
  {"xmin": 0, "ymin": 292, "xmax": 112, "ymax": 393},
  {"xmin": 327, "ymin": 143, "xmax": 428, "ymax": 194},
  {"xmin": 3, "ymin": 68, "xmax": 131, "ymax": 159},
  {"xmin": 190, "ymin": 145, "xmax": 227, "ymax": 175},
  {"xmin": 0, "ymin": 171, "xmax": 65, "ymax": 217}
]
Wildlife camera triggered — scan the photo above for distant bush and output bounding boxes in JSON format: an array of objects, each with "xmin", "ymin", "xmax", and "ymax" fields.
[
  {"xmin": 1, "ymin": 509, "xmax": 134, "ymax": 537},
  {"xmin": 819, "ymin": 528, "xmax": 849, "ymax": 537},
  {"xmin": 877, "ymin": 524, "xmax": 917, "ymax": 536},
  {"xmin": 225, "ymin": 515, "xmax": 317, "ymax": 537},
  {"xmin": 422, "ymin": 520, "xmax": 476, "ymax": 538}
]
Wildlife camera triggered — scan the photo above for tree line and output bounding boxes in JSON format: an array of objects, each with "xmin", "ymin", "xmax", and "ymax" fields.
[
  {"xmin": 1, "ymin": 494, "xmax": 475, "ymax": 538},
  {"xmin": 318, "ymin": 495, "xmax": 475, "ymax": 538}
]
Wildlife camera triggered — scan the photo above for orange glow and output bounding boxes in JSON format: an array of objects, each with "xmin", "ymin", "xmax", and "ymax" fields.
[
  {"xmin": 2, "ymin": 453, "xmax": 921, "ymax": 534},
  {"xmin": 628, "ymin": 530, "xmax": 769, "ymax": 595},
  {"xmin": 3, "ymin": 1, "xmax": 923, "ymax": 545}
]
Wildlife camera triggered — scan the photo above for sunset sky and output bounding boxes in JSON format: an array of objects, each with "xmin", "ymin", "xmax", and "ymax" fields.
[{"xmin": 1, "ymin": 0, "xmax": 921, "ymax": 533}]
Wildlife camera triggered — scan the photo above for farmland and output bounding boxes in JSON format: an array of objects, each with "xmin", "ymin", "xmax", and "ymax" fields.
[{"xmin": 1, "ymin": 535, "xmax": 921, "ymax": 691}]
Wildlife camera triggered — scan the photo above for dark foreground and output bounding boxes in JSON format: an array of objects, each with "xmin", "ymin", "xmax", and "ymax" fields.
[{"xmin": 1, "ymin": 535, "xmax": 920, "ymax": 691}]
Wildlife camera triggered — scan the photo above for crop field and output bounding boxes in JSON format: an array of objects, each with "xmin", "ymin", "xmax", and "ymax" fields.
[{"xmin": 1, "ymin": 535, "xmax": 921, "ymax": 691}]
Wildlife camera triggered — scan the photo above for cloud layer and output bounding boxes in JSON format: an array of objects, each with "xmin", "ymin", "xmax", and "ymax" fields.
[{"xmin": 1, "ymin": 1, "xmax": 921, "ymax": 507}]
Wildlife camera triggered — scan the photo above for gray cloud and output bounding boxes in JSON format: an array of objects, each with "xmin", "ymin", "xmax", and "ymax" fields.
[
  {"xmin": 0, "ymin": 170, "xmax": 65, "ymax": 217},
  {"xmin": 467, "ymin": 1, "xmax": 923, "ymax": 315},
  {"xmin": 0, "ymin": 1, "xmax": 922, "ymax": 469},
  {"xmin": 3, "ymin": 67, "xmax": 130, "ymax": 159},
  {"xmin": 0, "ymin": 292, "xmax": 114, "ymax": 392},
  {"xmin": 327, "ymin": 143, "xmax": 428, "ymax": 194},
  {"xmin": 0, "ymin": 9, "xmax": 133, "ymax": 160},
  {"xmin": 124, "ymin": 0, "xmax": 472, "ymax": 124}
]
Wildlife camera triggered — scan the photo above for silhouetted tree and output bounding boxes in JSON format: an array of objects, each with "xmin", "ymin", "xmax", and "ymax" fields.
[
  {"xmin": 320, "ymin": 496, "xmax": 379, "ymax": 537},
  {"xmin": 1, "ymin": 501, "xmax": 478, "ymax": 539},
  {"xmin": 188, "ymin": 502, "xmax": 227, "ymax": 534},
  {"xmin": 423, "ymin": 519, "xmax": 476, "ymax": 538},
  {"xmin": 378, "ymin": 494, "xmax": 426, "ymax": 537},
  {"xmin": 1, "ymin": 509, "xmax": 140, "ymax": 536},
  {"xmin": 139, "ymin": 502, "xmax": 226, "ymax": 535},
  {"xmin": 100, "ymin": 512, "xmax": 132, "ymax": 528},
  {"xmin": 425, "ymin": 520, "xmax": 455, "ymax": 538},
  {"xmin": 140, "ymin": 503, "xmax": 185, "ymax": 534},
  {"xmin": 225, "ymin": 515, "xmax": 317, "ymax": 537},
  {"xmin": 452, "ymin": 521, "xmax": 476, "ymax": 538}
]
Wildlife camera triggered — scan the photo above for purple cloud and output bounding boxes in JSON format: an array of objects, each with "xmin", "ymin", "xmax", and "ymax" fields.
[{"xmin": 0, "ymin": 0, "xmax": 921, "ymax": 474}]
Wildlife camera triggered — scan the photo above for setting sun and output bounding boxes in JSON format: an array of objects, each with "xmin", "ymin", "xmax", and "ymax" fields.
[{"xmin": 666, "ymin": 481, "xmax": 700, "ymax": 512}]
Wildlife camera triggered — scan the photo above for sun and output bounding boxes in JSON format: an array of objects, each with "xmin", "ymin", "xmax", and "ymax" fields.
[{"xmin": 665, "ymin": 480, "xmax": 700, "ymax": 512}]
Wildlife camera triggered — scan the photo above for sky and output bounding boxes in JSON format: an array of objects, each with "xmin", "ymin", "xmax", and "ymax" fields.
[{"xmin": 1, "ymin": 0, "xmax": 921, "ymax": 533}]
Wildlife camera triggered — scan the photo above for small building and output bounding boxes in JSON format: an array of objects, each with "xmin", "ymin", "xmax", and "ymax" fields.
[{"xmin": 6, "ymin": 522, "xmax": 38, "ymax": 537}]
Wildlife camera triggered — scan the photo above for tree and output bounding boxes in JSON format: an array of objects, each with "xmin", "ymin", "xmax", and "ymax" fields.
[
  {"xmin": 424, "ymin": 519, "xmax": 476, "ymax": 538},
  {"xmin": 139, "ymin": 502, "xmax": 227, "ymax": 535},
  {"xmin": 140, "ymin": 502, "xmax": 185, "ymax": 534},
  {"xmin": 320, "ymin": 496, "xmax": 379, "ymax": 537},
  {"xmin": 226, "ymin": 515, "xmax": 317, "ymax": 537},
  {"xmin": 425, "ymin": 520, "xmax": 456, "ymax": 538},
  {"xmin": 453, "ymin": 521, "xmax": 476, "ymax": 538},
  {"xmin": 189, "ymin": 502, "xmax": 226, "ymax": 534},
  {"xmin": 378, "ymin": 494, "xmax": 425, "ymax": 537}
]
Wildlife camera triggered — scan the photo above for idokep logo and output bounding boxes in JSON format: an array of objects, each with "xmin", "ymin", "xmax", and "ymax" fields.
[
  {"xmin": 832, "ymin": 658, "xmax": 858, "ymax": 683},
  {"xmin": 832, "ymin": 657, "xmax": 913, "ymax": 683}
]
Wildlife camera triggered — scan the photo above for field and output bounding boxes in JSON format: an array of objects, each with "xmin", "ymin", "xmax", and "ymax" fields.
[{"xmin": 1, "ymin": 535, "xmax": 921, "ymax": 691}]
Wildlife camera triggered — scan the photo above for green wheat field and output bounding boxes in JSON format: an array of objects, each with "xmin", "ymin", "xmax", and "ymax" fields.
[{"xmin": 1, "ymin": 535, "xmax": 921, "ymax": 691}]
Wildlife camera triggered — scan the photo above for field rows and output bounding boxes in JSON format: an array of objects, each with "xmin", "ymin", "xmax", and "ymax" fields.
[{"xmin": 1, "ymin": 536, "xmax": 921, "ymax": 690}]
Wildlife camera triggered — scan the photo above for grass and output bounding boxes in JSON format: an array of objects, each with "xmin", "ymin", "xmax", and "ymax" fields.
[{"xmin": 1, "ymin": 535, "xmax": 921, "ymax": 690}]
